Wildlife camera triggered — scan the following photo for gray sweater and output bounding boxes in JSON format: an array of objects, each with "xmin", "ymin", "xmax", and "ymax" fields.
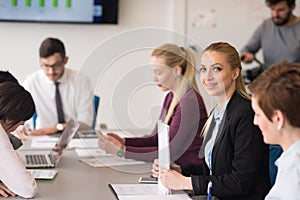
[{"xmin": 242, "ymin": 18, "xmax": 300, "ymax": 67}]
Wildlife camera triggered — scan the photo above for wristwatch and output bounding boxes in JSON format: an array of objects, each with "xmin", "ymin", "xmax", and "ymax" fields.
[
  {"xmin": 116, "ymin": 146, "xmax": 125, "ymax": 158},
  {"xmin": 56, "ymin": 123, "xmax": 64, "ymax": 132}
]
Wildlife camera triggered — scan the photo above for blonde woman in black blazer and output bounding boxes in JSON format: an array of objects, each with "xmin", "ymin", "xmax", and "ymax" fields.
[{"xmin": 153, "ymin": 42, "xmax": 270, "ymax": 200}]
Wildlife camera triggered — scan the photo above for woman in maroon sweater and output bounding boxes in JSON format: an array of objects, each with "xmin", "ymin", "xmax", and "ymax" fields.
[{"xmin": 98, "ymin": 43, "xmax": 207, "ymax": 165}]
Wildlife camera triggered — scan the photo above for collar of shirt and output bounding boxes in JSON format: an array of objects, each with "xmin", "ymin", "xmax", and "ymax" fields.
[{"xmin": 275, "ymin": 139, "xmax": 300, "ymax": 168}]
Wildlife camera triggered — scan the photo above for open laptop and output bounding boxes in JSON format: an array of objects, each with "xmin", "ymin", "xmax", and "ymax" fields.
[{"xmin": 19, "ymin": 119, "xmax": 79, "ymax": 168}]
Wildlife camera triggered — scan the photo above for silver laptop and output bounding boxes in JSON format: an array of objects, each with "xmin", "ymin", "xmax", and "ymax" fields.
[{"xmin": 19, "ymin": 119, "xmax": 79, "ymax": 168}]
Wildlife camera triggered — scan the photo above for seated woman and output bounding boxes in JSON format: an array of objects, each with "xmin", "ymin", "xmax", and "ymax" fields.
[
  {"xmin": 249, "ymin": 61, "xmax": 300, "ymax": 199},
  {"xmin": 153, "ymin": 42, "xmax": 270, "ymax": 200},
  {"xmin": 0, "ymin": 82, "xmax": 37, "ymax": 198},
  {"xmin": 98, "ymin": 43, "xmax": 208, "ymax": 165}
]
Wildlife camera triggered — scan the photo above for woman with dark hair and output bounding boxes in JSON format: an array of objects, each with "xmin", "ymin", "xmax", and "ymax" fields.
[{"xmin": 0, "ymin": 82, "xmax": 37, "ymax": 198}]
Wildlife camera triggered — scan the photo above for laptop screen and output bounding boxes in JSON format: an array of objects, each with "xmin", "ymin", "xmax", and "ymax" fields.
[{"xmin": 52, "ymin": 119, "xmax": 79, "ymax": 153}]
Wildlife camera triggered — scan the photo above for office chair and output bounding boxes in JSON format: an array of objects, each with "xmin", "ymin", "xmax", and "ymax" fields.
[
  {"xmin": 269, "ymin": 145, "xmax": 283, "ymax": 186},
  {"xmin": 92, "ymin": 95, "xmax": 100, "ymax": 129},
  {"xmin": 32, "ymin": 95, "xmax": 100, "ymax": 130}
]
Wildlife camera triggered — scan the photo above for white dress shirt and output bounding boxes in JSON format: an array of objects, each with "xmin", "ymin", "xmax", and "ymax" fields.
[
  {"xmin": 265, "ymin": 140, "xmax": 300, "ymax": 199},
  {"xmin": 0, "ymin": 124, "xmax": 37, "ymax": 198},
  {"xmin": 23, "ymin": 68, "xmax": 94, "ymax": 129}
]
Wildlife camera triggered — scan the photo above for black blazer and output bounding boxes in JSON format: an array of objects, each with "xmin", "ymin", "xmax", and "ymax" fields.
[{"xmin": 182, "ymin": 91, "xmax": 270, "ymax": 200}]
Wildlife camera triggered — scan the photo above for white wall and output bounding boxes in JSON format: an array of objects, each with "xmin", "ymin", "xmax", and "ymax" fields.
[
  {"xmin": 1, "ymin": 0, "xmax": 299, "ymax": 130},
  {"xmin": 0, "ymin": 0, "xmax": 186, "ymax": 130}
]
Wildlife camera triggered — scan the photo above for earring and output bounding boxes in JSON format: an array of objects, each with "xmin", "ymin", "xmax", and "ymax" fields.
[
  {"xmin": 277, "ymin": 125, "xmax": 282, "ymax": 131},
  {"xmin": 174, "ymin": 72, "xmax": 179, "ymax": 78}
]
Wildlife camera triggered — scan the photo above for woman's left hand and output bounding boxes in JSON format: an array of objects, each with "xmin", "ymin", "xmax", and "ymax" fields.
[{"xmin": 98, "ymin": 134, "xmax": 122, "ymax": 155}]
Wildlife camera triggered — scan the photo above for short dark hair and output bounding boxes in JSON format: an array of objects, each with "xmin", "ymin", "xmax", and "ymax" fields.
[
  {"xmin": 265, "ymin": 0, "xmax": 295, "ymax": 8},
  {"xmin": 39, "ymin": 37, "xmax": 66, "ymax": 59},
  {"xmin": 248, "ymin": 61, "xmax": 300, "ymax": 128},
  {"xmin": 0, "ymin": 82, "xmax": 35, "ymax": 129},
  {"xmin": 0, "ymin": 70, "xmax": 18, "ymax": 84}
]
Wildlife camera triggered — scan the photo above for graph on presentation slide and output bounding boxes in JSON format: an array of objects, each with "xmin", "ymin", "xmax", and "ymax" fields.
[{"xmin": 0, "ymin": 0, "xmax": 102, "ymax": 23}]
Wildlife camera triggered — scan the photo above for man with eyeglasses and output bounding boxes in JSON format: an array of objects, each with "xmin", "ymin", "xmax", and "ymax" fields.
[{"xmin": 19, "ymin": 37, "xmax": 93, "ymax": 136}]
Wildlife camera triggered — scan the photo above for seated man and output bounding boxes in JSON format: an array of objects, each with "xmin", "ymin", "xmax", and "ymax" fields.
[{"xmin": 21, "ymin": 37, "xmax": 94, "ymax": 136}]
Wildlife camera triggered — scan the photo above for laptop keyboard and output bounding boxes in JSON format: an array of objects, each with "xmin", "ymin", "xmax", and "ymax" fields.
[{"xmin": 26, "ymin": 154, "xmax": 48, "ymax": 165}]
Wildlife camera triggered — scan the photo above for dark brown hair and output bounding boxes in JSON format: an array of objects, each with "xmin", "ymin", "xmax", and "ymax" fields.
[
  {"xmin": 0, "ymin": 82, "xmax": 35, "ymax": 128},
  {"xmin": 265, "ymin": 0, "xmax": 295, "ymax": 8},
  {"xmin": 39, "ymin": 37, "xmax": 65, "ymax": 59}
]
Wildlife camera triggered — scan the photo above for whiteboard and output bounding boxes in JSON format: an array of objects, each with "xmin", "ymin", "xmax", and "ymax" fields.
[{"xmin": 186, "ymin": 0, "xmax": 300, "ymax": 50}]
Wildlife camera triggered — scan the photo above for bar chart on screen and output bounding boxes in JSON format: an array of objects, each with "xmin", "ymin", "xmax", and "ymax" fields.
[{"xmin": 0, "ymin": 0, "xmax": 118, "ymax": 24}]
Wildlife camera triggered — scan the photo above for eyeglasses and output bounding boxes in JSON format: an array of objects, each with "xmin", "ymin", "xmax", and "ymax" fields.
[{"xmin": 41, "ymin": 59, "xmax": 65, "ymax": 70}]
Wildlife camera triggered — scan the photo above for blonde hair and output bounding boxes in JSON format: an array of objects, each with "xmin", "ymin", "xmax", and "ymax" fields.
[
  {"xmin": 203, "ymin": 42, "xmax": 250, "ymax": 99},
  {"xmin": 151, "ymin": 43, "xmax": 199, "ymax": 93}
]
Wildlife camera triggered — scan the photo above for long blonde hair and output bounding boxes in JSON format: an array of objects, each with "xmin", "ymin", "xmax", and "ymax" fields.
[
  {"xmin": 151, "ymin": 43, "xmax": 199, "ymax": 93},
  {"xmin": 203, "ymin": 42, "xmax": 250, "ymax": 99}
]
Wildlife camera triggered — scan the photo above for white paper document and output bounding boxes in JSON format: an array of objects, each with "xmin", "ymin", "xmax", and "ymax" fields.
[
  {"xmin": 157, "ymin": 120, "xmax": 171, "ymax": 195},
  {"xmin": 109, "ymin": 184, "xmax": 191, "ymax": 200},
  {"xmin": 27, "ymin": 169, "xmax": 57, "ymax": 180},
  {"xmin": 30, "ymin": 136, "xmax": 58, "ymax": 149},
  {"xmin": 69, "ymin": 138, "xmax": 99, "ymax": 149},
  {"xmin": 75, "ymin": 148, "xmax": 111, "ymax": 157},
  {"xmin": 79, "ymin": 156, "xmax": 145, "ymax": 167}
]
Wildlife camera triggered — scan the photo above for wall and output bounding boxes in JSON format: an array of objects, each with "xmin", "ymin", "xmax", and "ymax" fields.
[
  {"xmin": 0, "ymin": 0, "xmax": 188, "ymax": 129},
  {"xmin": 1, "ymin": 0, "xmax": 299, "ymax": 130}
]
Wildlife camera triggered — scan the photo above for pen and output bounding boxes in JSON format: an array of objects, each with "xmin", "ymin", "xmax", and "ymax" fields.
[{"xmin": 207, "ymin": 180, "xmax": 212, "ymax": 200}]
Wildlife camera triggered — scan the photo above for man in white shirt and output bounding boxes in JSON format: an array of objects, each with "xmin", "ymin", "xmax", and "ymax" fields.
[{"xmin": 22, "ymin": 37, "xmax": 94, "ymax": 135}]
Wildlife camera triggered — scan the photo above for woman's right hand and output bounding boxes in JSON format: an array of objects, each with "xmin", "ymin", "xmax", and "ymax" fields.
[
  {"xmin": 0, "ymin": 182, "xmax": 15, "ymax": 197},
  {"xmin": 107, "ymin": 132, "xmax": 125, "ymax": 145},
  {"xmin": 152, "ymin": 159, "xmax": 159, "ymax": 178},
  {"xmin": 152, "ymin": 159, "xmax": 182, "ymax": 178}
]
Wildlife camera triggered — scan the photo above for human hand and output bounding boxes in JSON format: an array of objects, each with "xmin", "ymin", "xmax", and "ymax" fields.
[
  {"xmin": 0, "ymin": 181, "xmax": 16, "ymax": 197},
  {"xmin": 11, "ymin": 125, "xmax": 30, "ymax": 141},
  {"xmin": 107, "ymin": 132, "xmax": 125, "ymax": 145},
  {"xmin": 240, "ymin": 52, "xmax": 255, "ymax": 63},
  {"xmin": 98, "ymin": 133, "xmax": 122, "ymax": 155},
  {"xmin": 152, "ymin": 159, "xmax": 159, "ymax": 178},
  {"xmin": 152, "ymin": 159, "xmax": 182, "ymax": 178},
  {"xmin": 159, "ymin": 168, "xmax": 192, "ymax": 190},
  {"xmin": 29, "ymin": 126, "xmax": 58, "ymax": 136}
]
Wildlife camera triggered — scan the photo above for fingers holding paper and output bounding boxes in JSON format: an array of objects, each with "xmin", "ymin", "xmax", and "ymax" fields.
[
  {"xmin": 159, "ymin": 168, "xmax": 192, "ymax": 190},
  {"xmin": 152, "ymin": 159, "xmax": 159, "ymax": 178}
]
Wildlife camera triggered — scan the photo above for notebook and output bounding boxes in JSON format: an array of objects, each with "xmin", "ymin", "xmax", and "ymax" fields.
[{"xmin": 18, "ymin": 119, "xmax": 79, "ymax": 168}]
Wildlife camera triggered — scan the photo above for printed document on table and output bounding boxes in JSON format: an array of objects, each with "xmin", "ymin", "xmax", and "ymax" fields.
[
  {"xmin": 30, "ymin": 136, "xmax": 58, "ymax": 148},
  {"xmin": 79, "ymin": 156, "xmax": 145, "ymax": 167},
  {"xmin": 109, "ymin": 184, "xmax": 191, "ymax": 200},
  {"xmin": 69, "ymin": 138, "xmax": 98, "ymax": 148}
]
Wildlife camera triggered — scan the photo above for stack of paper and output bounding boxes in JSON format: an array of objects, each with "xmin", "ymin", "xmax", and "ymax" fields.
[{"xmin": 109, "ymin": 184, "xmax": 191, "ymax": 200}]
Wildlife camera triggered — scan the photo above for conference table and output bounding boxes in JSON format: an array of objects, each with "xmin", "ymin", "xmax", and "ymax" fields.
[{"xmin": 14, "ymin": 135, "xmax": 216, "ymax": 200}]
